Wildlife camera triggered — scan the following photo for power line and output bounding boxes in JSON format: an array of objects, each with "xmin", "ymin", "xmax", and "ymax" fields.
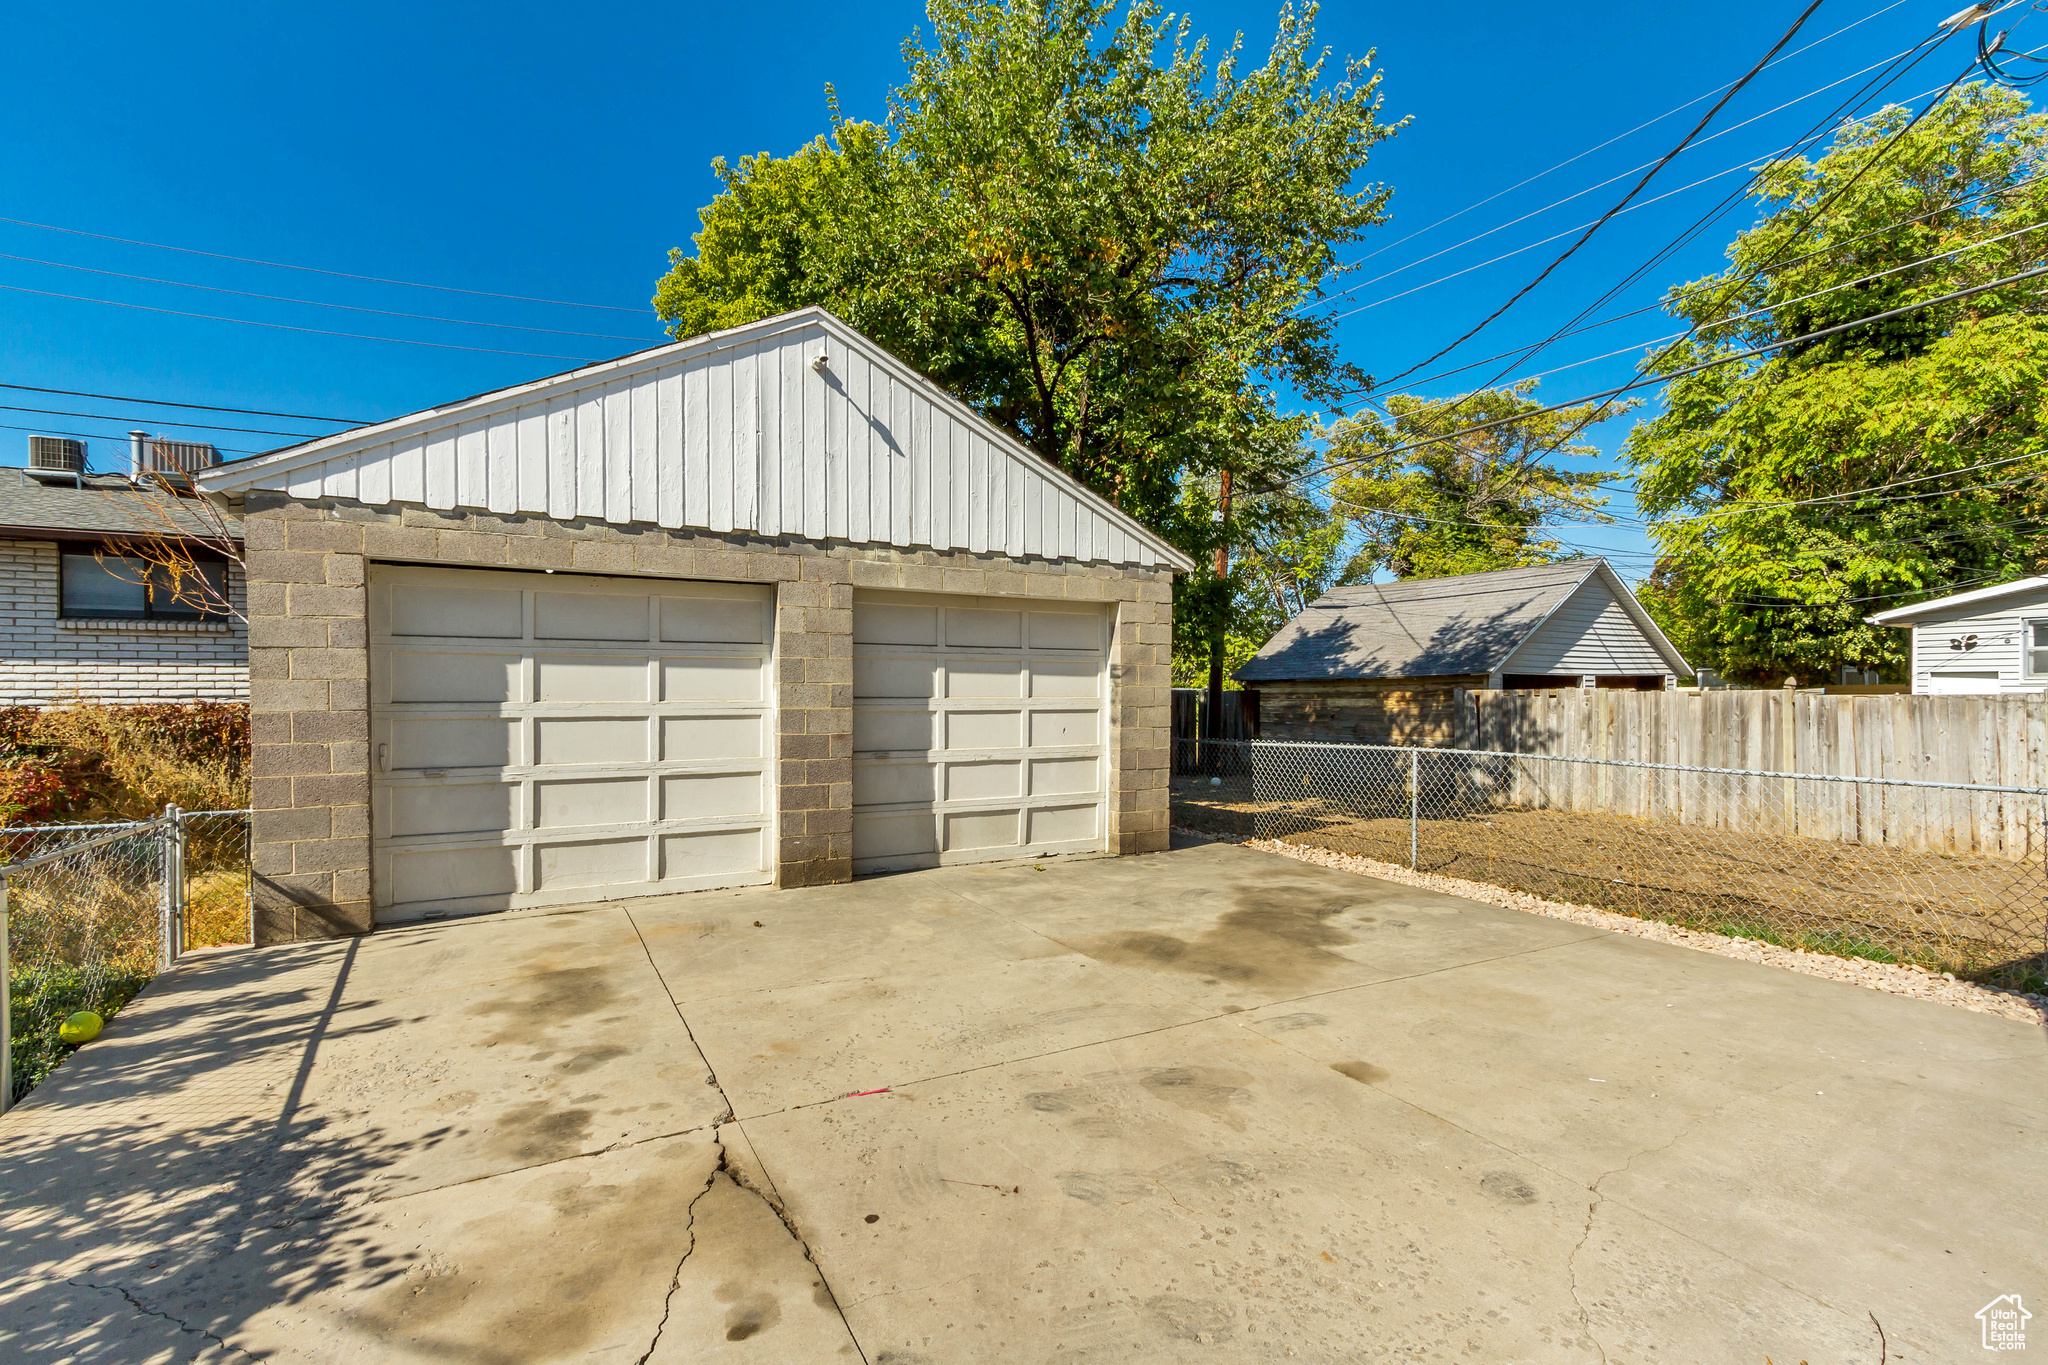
[
  {"xmin": 1289, "ymin": 265, "xmax": 2048, "ymax": 488},
  {"xmin": 0, "ymin": 216, "xmax": 650, "ymax": 314},
  {"xmin": 1360, "ymin": 0, "xmax": 1833, "ymax": 396},
  {"xmin": 0, "ymin": 403, "xmax": 318, "ymax": 439},
  {"xmin": 0, "ymin": 382, "xmax": 365, "ymax": 425},
  {"xmin": 1321, "ymin": 38, "xmax": 1939, "ymax": 316},
  {"xmin": 1343, "ymin": 0, "xmax": 1916, "ymax": 272},
  {"xmin": 0, "ymin": 281, "xmax": 602, "ymax": 363},
  {"xmin": 0, "ymin": 252, "xmax": 660, "ymax": 342}
]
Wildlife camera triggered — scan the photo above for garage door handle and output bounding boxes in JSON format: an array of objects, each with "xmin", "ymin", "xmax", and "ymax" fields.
[{"xmin": 377, "ymin": 743, "xmax": 390, "ymax": 773}]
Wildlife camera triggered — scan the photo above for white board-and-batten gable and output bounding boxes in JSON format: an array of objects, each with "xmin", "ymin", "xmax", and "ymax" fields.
[
  {"xmin": 196, "ymin": 308, "xmax": 1193, "ymax": 572},
  {"xmin": 1501, "ymin": 563, "xmax": 1683, "ymax": 677}
]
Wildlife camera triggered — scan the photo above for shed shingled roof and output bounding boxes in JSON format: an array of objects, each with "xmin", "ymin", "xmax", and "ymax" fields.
[
  {"xmin": 0, "ymin": 469, "xmax": 242, "ymax": 542},
  {"xmin": 1233, "ymin": 559, "xmax": 1681, "ymax": 683}
]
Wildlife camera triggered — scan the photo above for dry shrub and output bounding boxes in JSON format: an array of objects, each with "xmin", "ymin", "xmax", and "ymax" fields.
[{"xmin": 7, "ymin": 702, "xmax": 249, "ymax": 822}]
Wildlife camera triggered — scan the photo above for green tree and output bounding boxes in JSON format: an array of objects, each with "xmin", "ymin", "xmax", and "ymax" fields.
[
  {"xmin": 1624, "ymin": 83, "xmax": 2048, "ymax": 684},
  {"xmin": 654, "ymin": 0, "xmax": 1398, "ymax": 542},
  {"xmin": 1322, "ymin": 381, "xmax": 1617, "ymax": 580}
]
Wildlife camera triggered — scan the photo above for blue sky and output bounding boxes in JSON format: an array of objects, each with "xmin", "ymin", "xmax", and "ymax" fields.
[{"xmin": 0, "ymin": 0, "xmax": 1973, "ymax": 579}]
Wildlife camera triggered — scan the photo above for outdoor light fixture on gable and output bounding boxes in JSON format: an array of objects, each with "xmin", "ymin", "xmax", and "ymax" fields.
[{"xmin": 812, "ymin": 351, "xmax": 829, "ymax": 373}]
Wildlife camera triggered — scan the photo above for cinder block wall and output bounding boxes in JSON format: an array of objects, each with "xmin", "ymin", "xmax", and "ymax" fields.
[
  {"xmin": 0, "ymin": 538, "xmax": 248, "ymax": 704},
  {"xmin": 241, "ymin": 492, "xmax": 1173, "ymax": 944}
]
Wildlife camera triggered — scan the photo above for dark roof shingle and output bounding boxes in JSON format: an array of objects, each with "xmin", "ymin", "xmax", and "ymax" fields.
[
  {"xmin": 1233, "ymin": 560, "xmax": 1599, "ymax": 682},
  {"xmin": 0, "ymin": 470, "xmax": 242, "ymax": 542}
]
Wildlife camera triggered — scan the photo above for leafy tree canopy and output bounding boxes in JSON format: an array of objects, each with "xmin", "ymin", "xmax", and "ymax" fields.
[
  {"xmin": 654, "ymin": 0, "xmax": 1398, "ymax": 544},
  {"xmin": 1322, "ymin": 381, "xmax": 1619, "ymax": 581},
  {"xmin": 1624, "ymin": 83, "xmax": 2048, "ymax": 684}
]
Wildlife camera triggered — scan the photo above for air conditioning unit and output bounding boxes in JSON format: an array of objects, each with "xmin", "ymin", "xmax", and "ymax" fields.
[{"xmin": 27, "ymin": 435, "xmax": 85, "ymax": 474}]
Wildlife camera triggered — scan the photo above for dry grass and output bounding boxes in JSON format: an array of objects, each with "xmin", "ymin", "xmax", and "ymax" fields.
[
  {"xmin": 1174, "ymin": 775, "xmax": 2048, "ymax": 988},
  {"xmin": 27, "ymin": 703, "xmax": 248, "ymax": 818}
]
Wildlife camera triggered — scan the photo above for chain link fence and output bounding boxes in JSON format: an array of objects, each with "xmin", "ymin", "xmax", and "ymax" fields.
[
  {"xmin": 2, "ymin": 807, "xmax": 251, "ymax": 1110},
  {"xmin": 1174, "ymin": 739, "xmax": 2048, "ymax": 992}
]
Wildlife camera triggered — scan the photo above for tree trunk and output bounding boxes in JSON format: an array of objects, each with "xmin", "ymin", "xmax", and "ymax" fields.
[{"xmin": 1203, "ymin": 470, "xmax": 1233, "ymax": 772}]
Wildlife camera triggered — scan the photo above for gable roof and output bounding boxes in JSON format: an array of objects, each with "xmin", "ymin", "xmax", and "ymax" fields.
[
  {"xmin": 1866, "ymin": 575, "xmax": 2048, "ymax": 626},
  {"xmin": 0, "ymin": 469, "xmax": 241, "ymax": 542},
  {"xmin": 1233, "ymin": 558, "xmax": 1687, "ymax": 682},
  {"xmin": 195, "ymin": 307, "xmax": 1192, "ymax": 571}
]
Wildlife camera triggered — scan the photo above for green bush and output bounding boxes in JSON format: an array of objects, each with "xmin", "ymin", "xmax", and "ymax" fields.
[{"xmin": 6, "ymin": 962, "xmax": 151, "ymax": 1105}]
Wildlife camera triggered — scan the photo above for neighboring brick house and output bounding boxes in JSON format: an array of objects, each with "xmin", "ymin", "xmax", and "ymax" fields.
[{"xmin": 0, "ymin": 468, "xmax": 247, "ymax": 704}]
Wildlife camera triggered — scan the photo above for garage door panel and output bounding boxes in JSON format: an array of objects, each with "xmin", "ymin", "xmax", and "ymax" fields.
[
  {"xmin": 854, "ymin": 811, "xmax": 938, "ymax": 860},
  {"xmin": 535, "ymin": 776, "xmax": 648, "ymax": 828},
  {"xmin": 385, "ymin": 782, "xmax": 518, "ymax": 837},
  {"xmin": 387, "ymin": 652, "xmax": 521, "ymax": 704},
  {"xmin": 662, "ymin": 656, "xmax": 764, "ymax": 701},
  {"xmin": 945, "ymin": 809, "xmax": 1019, "ymax": 853},
  {"xmin": 1029, "ymin": 756, "xmax": 1099, "ymax": 797},
  {"xmin": 944, "ymin": 608, "xmax": 1021, "ymax": 648},
  {"xmin": 535, "ymin": 591, "xmax": 649, "ymax": 641},
  {"xmin": 945, "ymin": 658, "xmax": 1021, "ymax": 698},
  {"xmin": 856, "ymin": 760, "xmax": 938, "ymax": 805},
  {"xmin": 661, "ymin": 713, "xmax": 762, "ymax": 760},
  {"xmin": 536, "ymin": 717, "xmax": 649, "ymax": 765},
  {"xmin": 373, "ymin": 565, "xmax": 773, "ymax": 923},
  {"xmin": 947, "ymin": 760, "xmax": 1021, "ymax": 801},
  {"xmin": 535, "ymin": 656, "xmax": 649, "ymax": 702},
  {"xmin": 391, "ymin": 845, "xmax": 519, "ymax": 906},
  {"xmin": 853, "ymin": 603, "xmax": 937, "ymax": 646},
  {"xmin": 853, "ymin": 708, "xmax": 935, "ymax": 753},
  {"xmin": 854, "ymin": 655, "xmax": 938, "ymax": 699},
  {"xmin": 661, "ymin": 595, "xmax": 768, "ymax": 644},
  {"xmin": 1030, "ymin": 710, "xmax": 1098, "ymax": 747},
  {"xmin": 1028, "ymin": 612, "xmax": 1100, "ymax": 650},
  {"xmin": 1028, "ymin": 803, "xmax": 1098, "ymax": 845},
  {"xmin": 661, "ymin": 828, "xmax": 763, "ymax": 880},
  {"xmin": 1029, "ymin": 660, "xmax": 1099, "ymax": 698},
  {"xmin": 662, "ymin": 772, "xmax": 763, "ymax": 819},
  {"xmin": 388, "ymin": 717, "xmax": 518, "ymax": 770},
  {"xmin": 535, "ymin": 837, "xmax": 647, "ymax": 890},
  {"xmin": 854, "ymin": 591, "xmax": 1108, "ymax": 873},
  {"xmin": 946, "ymin": 710, "xmax": 1020, "ymax": 749},
  {"xmin": 391, "ymin": 584, "xmax": 522, "ymax": 638}
]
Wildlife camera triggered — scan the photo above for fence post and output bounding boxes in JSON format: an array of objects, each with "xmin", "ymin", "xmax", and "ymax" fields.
[
  {"xmin": 1409, "ymin": 748, "xmax": 1420, "ymax": 871},
  {"xmin": 1, "ymin": 878, "xmax": 10, "ymax": 1117},
  {"xmin": 159, "ymin": 804, "xmax": 184, "ymax": 968}
]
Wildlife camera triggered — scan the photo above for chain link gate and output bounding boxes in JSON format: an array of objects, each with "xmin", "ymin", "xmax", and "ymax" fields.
[
  {"xmin": 2, "ymin": 806, "xmax": 252, "ymax": 1112},
  {"xmin": 1174, "ymin": 739, "xmax": 2048, "ymax": 991}
]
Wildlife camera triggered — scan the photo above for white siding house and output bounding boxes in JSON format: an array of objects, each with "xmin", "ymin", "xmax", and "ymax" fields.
[
  {"xmin": 1497, "ymin": 573, "xmax": 1675, "ymax": 680},
  {"xmin": 1866, "ymin": 576, "xmax": 2048, "ymax": 695}
]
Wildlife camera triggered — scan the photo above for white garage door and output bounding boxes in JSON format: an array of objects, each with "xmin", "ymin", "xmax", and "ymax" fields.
[
  {"xmin": 369, "ymin": 565, "xmax": 775, "ymax": 923},
  {"xmin": 852, "ymin": 590, "xmax": 1110, "ymax": 874}
]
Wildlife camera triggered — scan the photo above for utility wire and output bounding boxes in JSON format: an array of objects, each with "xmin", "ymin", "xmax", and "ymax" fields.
[
  {"xmin": 0, "ymin": 382, "xmax": 365, "ymax": 425},
  {"xmin": 1361, "ymin": 0, "xmax": 1832, "ymax": 396},
  {"xmin": 0, "ymin": 216, "xmax": 650, "ymax": 313},
  {"xmin": 1342, "ymin": 0, "xmax": 1916, "ymax": 270},
  {"xmin": 0, "ymin": 252, "xmax": 660, "ymax": 342},
  {"xmin": 1286, "ymin": 265, "xmax": 2048, "ymax": 488},
  {"xmin": 0, "ymin": 403, "xmax": 318, "ymax": 439},
  {"xmin": 0, "ymin": 281, "xmax": 601, "ymax": 363}
]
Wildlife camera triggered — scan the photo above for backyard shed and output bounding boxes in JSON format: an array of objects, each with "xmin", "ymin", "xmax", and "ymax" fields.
[
  {"xmin": 195, "ymin": 307, "xmax": 1189, "ymax": 943},
  {"xmin": 1866, "ymin": 575, "xmax": 2048, "ymax": 695},
  {"xmin": 1234, "ymin": 558, "xmax": 1687, "ymax": 744}
]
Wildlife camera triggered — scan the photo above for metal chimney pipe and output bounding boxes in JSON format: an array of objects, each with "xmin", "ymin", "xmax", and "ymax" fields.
[{"xmin": 128, "ymin": 430, "xmax": 148, "ymax": 479}]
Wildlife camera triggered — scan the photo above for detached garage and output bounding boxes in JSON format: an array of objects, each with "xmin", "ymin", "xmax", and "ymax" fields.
[{"xmin": 196, "ymin": 307, "xmax": 1188, "ymax": 943}]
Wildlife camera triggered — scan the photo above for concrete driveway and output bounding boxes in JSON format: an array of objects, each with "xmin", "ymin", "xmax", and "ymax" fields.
[{"xmin": 2, "ymin": 839, "xmax": 2042, "ymax": 1363}]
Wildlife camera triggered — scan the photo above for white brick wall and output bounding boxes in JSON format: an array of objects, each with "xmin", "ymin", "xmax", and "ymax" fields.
[{"xmin": 0, "ymin": 537, "xmax": 249, "ymax": 704}]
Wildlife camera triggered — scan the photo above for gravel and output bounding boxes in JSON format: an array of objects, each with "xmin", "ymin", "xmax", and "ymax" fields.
[{"xmin": 1181, "ymin": 827, "xmax": 2048, "ymax": 1028}]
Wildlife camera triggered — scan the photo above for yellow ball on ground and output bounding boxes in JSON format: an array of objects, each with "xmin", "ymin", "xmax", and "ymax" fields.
[{"xmin": 58, "ymin": 1011, "xmax": 102, "ymax": 1045}]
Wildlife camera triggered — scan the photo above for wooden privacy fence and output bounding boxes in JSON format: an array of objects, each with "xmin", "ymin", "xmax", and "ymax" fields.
[{"xmin": 1456, "ymin": 688, "xmax": 2048, "ymax": 861}]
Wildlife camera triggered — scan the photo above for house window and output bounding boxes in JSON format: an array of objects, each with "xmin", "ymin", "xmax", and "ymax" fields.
[
  {"xmin": 2028, "ymin": 620, "xmax": 2048, "ymax": 678},
  {"xmin": 60, "ymin": 551, "xmax": 227, "ymax": 620}
]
